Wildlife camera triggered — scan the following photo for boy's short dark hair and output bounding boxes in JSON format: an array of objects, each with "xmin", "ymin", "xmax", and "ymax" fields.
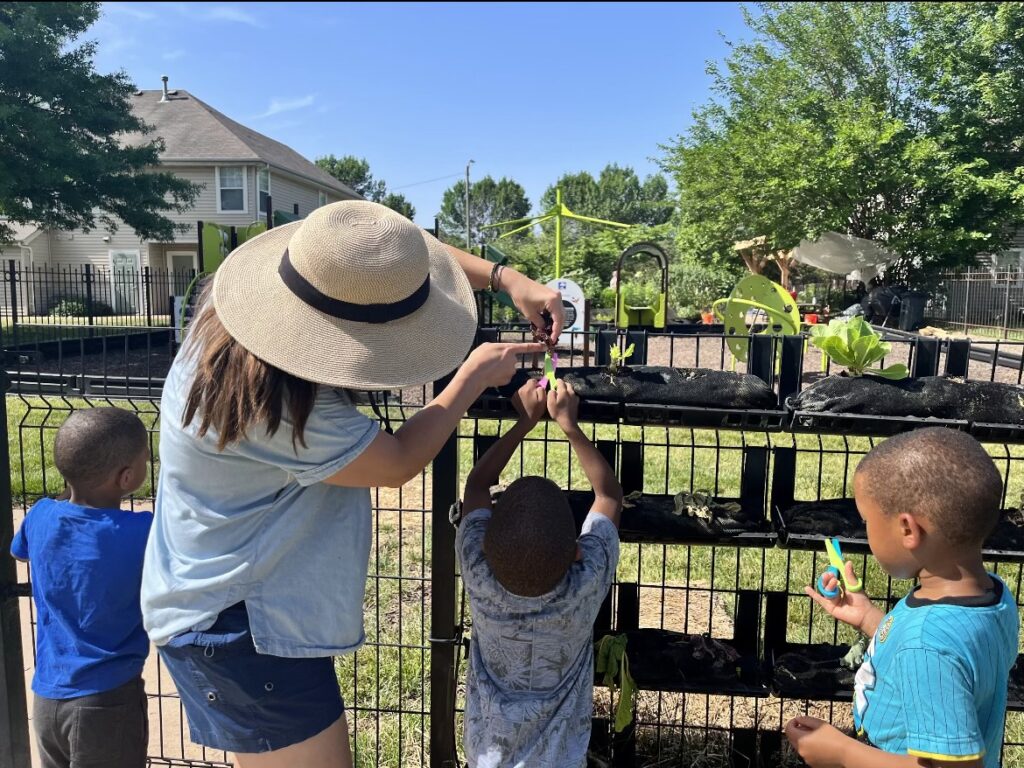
[
  {"xmin": 855, "ymin": 427, "xmax": 1003, "ymax": 546},
  {"xmin": 484, "ymin": 476, "xmax": 577, "ymax": 597},
  {"xmin": 54, "ymin": 408, "xmax": 148, "ymax": 490}
]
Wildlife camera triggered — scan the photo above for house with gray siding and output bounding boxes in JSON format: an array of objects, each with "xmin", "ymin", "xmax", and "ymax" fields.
[{"xmin": 0, "ymin": 82, "xmax": 358, "ymax": 314}]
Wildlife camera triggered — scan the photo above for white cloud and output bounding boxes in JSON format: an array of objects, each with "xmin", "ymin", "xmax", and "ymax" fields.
[
  {"xmin": 102, "ymin": 4, "xmax": 156, "ymax": 21},
  {"xmin": 203, "ymin": 5, "xmax": 263, "ymax": 27},
  {"xmin": 254, "ymin": 94, "xmax": 316, "ymax": 119},
  {"xmin": 162, "ymin": 49, "xmax": 187, "ymax": 61}
]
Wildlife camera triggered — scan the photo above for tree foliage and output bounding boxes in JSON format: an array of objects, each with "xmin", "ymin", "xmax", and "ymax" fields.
[
  {"xmin": 438, "ymin": 176, "xmax": 531, "ymax": 246},
  {"xmin": 0, "ymin": 2, "xmax": 199, "ymax": 242},
  {"xmin": 315, "ymin": 154, "xmax": 415, "ymax": 219},
  {"xmin": 662, "ymin": 2, "xmax": 1024, "ymax": 283}
]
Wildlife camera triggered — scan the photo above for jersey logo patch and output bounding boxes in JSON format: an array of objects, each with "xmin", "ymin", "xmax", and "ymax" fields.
[{"xmin": 878, "ymin": 615, "xmax": 894, "ymax": 644}]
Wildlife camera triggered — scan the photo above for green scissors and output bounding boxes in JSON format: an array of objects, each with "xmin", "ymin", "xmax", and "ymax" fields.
[{"xmin": 816, "ymin": 537, "xmax": 863, "ymax": 598}]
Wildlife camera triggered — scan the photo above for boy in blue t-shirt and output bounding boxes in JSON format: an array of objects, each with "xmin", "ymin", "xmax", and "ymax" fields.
[
  {"xmin": 11, "ymin": 407, "xmax": 153, "ymax": 768},
  {"xmin": 786, "ymin": 428, "xmax": 1019, "ymax": 768}
]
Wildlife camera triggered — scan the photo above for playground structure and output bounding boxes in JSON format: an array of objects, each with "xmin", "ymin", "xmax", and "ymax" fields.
[
  {"xmin": 480, "ymin": 187, "xmax": 630, "ymax": 278},
  {"xmin": 613, "ymin": 242, "xmax": 669, "ymax": 330},
  {"xmin": 713, "ymin": 274, "xmax": 801, "ymax": 362}
]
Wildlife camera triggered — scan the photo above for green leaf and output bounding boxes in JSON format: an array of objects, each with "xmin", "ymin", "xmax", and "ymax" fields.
[{"xmin": 871, "ymin": 363, "xmax": 910, "ymax": 380}]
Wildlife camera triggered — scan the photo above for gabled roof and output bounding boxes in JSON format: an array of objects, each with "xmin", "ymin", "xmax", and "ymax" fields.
[
  {"xmin": 128, "ymin": 90, "xmax": 360, "ymax": 198},
  {"xmin": 0, "ymin": 221, "xmax": 41, "ymax": 244}
]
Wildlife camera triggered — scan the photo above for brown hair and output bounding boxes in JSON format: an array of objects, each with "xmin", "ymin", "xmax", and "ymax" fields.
[{"xmin": 182, "ymin": 286, "xmax": 317, "ymax": 450}]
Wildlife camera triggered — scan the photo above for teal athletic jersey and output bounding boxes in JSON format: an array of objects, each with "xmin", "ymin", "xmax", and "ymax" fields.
[{"xmin": 854, "ymin": 575, "xmax": 1018, "ymax": 766}]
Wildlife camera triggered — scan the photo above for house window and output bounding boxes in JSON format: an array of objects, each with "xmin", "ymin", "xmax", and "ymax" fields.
[
  {"xmin": 258, "ymin": 168, "xmax": 271, "ymax": 215},
  {"xmin": 216, "ymin": 166, "xmax": 246, "ymax": 213},
  {"xmin": 318, "ymin": 190, "xmax": 327, "ymax": 208}
]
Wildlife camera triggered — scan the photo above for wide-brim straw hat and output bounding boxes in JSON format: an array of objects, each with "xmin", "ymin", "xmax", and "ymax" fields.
[{"xmin": 213, "ymin": 200, "xmax": 478, "ymax": 389}]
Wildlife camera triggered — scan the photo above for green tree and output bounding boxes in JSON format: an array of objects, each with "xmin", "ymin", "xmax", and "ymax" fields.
[
  {"xmin": 540, "ymin": 165, "xmax": 672, "ymax": 229},
  {"xmin": 662, "ymin": 2, "xmax": 1024, "ymax": 283},
  {"xmin": 438, "ymin": 176, "xmax": 530, "ymax": 246},
  {"xmin": 378, "ymin": 192, "xmax": 415, "ymax": 220},
  {"xmin": 314, "ymin": 155, "xmax": 386, "ymax": 201},
  {"xmin": 0, "ymin": 2, "xmax": 199, "ymax": 243},
  {"xmin": 314, "ymin": 154, "xmax": 415, "ymax": 219}
]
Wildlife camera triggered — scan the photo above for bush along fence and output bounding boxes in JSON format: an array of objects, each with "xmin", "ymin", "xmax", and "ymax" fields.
[{"xmin": 2, "ymin": 321, "xmax": 1024, "ymax": 767}]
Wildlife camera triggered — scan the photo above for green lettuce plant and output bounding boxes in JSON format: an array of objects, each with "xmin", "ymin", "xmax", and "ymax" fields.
[{"xmin": 810, "ymin": 318, "xmax": 908, "ymax": 380}]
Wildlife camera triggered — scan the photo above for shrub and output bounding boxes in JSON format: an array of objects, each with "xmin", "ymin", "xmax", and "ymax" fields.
[
  {"xmin": 670, "ymin": 261, "xmax": 738, "ymax": 313},
  {"xmin": 48, "ymin": 297, "xmax": 116, "ymax": 318}
]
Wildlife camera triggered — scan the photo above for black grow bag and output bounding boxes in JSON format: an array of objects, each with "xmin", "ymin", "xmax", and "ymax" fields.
[
  {"xmin": 771, "ymin": 643, "xmax": 856, "ymax": 700},
  {"xmin": 789, "ymin": 375, "xmax": 1024, "ymax": 437},
  {"xmin": 475, "ymin": 366, "xmax": 780, "ymax": 424},
  {"xmin": 599, "ymin": 628, "xmax": 764, "ymax": 696},
  {"xmin": 564, "ymin": 490, "xmax": 775, "ymax": 547}
]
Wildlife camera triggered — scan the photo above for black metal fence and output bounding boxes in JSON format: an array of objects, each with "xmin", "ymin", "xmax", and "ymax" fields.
[
  {"xmin": 0, "ymin": 262, "xmax": 198, "ymax": 346},
  {"xmin": 927, "ymin": 269, "xmax": 1024, "ymax": 339},
  {"xmin": 2, "ymin": 320, "xmax": 1024, "ymax": 767}
]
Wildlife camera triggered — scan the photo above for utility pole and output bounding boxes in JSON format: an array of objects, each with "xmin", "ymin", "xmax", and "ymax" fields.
[{"xmin": 465, "ymin": 159, "xmax": 474, "ymax": 249}]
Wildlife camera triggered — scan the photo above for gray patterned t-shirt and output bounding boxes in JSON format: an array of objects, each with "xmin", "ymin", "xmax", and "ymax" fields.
[{"xmin": 457, "ymin": 508, "xmax": 620, "ymax": 768}]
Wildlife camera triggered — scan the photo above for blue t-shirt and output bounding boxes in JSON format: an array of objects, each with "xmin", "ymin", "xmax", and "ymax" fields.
[
  {"xmin": 141, "ymin": 347, "xmax": 380, "ymax": 656},
  {"xmin": 854, "ymin": 575, "xmax": 1019, "ymax": 766},
  {"xmin": 457, "ymin": 508, "xmax": 620, "ymax": 768},
  {"xmin": 10, "ymin": 498, "xmax": 153, "ymax": 699}
]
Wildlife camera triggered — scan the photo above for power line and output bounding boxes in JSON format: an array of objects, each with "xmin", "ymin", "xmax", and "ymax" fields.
[{"xmin": 390, "ymin": 172, "xmax": 463, "ymax": 191}]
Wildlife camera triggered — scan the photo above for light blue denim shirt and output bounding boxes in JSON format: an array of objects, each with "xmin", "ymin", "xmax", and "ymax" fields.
[{"xmin": 141, "ymin": 348, "xmax": 379, "ymax": 657}]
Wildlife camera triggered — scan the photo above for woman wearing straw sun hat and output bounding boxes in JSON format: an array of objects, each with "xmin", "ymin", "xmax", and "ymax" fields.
[{"xmin": 141, "ymin": 200, "xmax": 559, "ymax": 766}]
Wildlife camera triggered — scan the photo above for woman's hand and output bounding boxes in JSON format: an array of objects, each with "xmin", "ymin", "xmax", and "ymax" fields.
[
  {"xmin": 462, "ymin": 342, "xmax": 546, "ymax": 390},
  {"xmin": 499, "ymin": 269, "xmax": 564, "ymax": 345}
]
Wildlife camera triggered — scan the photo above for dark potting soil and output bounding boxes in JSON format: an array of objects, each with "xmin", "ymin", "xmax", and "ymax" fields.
[
  {"xmin": 618, "ymin": 628, "xmax": 758, "ymax": 689},
  {"xmin": 497, "ymin": 366, "xmax": 777, "ymax": 409},
  {"xmin": 781, "ymin": 499, "xmax": 865, "ymax": 540},
  {"xmin": 1008, "ymin": 656, "xmax": 1024, "ymax": 707},
  {"xmin": 566, "ymin": 490, "xmax": 767, "ymax": 542},
  {"xmin": 789, "ymin": 375, "xmax": 1024, "ymax": 424},
  {"xmin": 773, "ymin": 644, "xmax": 855, "ymax": 697}
]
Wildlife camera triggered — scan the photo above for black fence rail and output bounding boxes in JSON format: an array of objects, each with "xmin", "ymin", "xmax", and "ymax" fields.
[
  {"xmin": 2, "ymin": 320, "xmax": 1024, "ymax": 767},
  {"xmin": 0, "ymin": 261, "xmax": 199, "ymax": 346}
]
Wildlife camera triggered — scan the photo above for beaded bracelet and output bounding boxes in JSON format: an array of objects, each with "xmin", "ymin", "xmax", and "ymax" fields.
[{"xmin": 487, "ymin": 263, "xmax": 504, "ymax": 293}]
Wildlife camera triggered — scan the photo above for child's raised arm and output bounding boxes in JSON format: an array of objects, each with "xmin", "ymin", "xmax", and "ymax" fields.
[
  {"xmin": 547, "ymin": 383, "xmax": 622, "ymax": 528},
  {"xmin": 463, "ymin": 380, "xmax": 547, "ymax": 512}
]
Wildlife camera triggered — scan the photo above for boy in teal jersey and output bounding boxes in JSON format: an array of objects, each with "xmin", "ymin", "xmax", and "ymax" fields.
[{"xmin": 786, "ymin": 428, "xmax": 1018, "ymax": 768}]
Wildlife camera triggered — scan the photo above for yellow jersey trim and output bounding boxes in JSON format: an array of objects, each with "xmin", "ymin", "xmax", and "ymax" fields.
[{"xmin": 907, "ymin": 748, "xmax": 984, "ymax": 762}]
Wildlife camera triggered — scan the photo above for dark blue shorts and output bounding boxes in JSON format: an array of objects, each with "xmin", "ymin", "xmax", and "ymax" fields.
[{"xmin": 158, "ymin": 603, "xmax": 344, "ymax": 753}]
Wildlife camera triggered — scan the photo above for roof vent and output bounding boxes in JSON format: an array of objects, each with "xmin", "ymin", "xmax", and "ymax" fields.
[{"xmin": 160, "ymin": 75, "xmax": 169, "ymax": 103}]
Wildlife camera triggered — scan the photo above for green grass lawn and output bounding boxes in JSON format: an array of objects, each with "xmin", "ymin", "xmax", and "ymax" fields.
[{"xmin": 7, "ymin": 395, "xmax": 1024, "ymax": 766}]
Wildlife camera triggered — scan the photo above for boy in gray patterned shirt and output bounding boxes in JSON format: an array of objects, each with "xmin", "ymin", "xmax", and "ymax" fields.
[{"xmin": 457, "ymin": 380, "xmax": 623, "ymax": 768}]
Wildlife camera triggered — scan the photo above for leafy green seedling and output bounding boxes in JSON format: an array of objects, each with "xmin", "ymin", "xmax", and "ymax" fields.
[
  {"xmin": 607, "ymin": 342, "xmax": 636, "ymax": 377},
  {"xmin": 810, "ymin": 317, "xmax": 908, "ymax": 379}
]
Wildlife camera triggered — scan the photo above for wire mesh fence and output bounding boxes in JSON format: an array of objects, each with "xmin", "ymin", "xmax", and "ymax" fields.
[
  {"xmin": 927, "ymin": 269, "xmax": 1024, "ymax": 340},
  {"xmin": 2, "ymin": 320, "xmax": 1024, "ymax": 767}
]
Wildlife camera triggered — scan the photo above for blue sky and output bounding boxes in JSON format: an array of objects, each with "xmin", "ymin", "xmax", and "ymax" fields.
[{"xmin": 92, "ymin": 2, "xmax": 751, "ymax": 227}]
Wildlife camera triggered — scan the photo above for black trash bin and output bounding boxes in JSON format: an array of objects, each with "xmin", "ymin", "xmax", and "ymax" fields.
[{"xmin": 899, "ymin": 290, "xmax": 929, "ymax": 331}]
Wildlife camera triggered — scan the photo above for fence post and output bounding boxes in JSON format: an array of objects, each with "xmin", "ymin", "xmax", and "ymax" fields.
[
  {"xmin": 1003, "ymin": 272, "xmax": 1012, "ymax": 339},
  {"xmin": 83, "ymin": 264, "xmax": 95, "ymax": 336},
  {"xmin": 143, "ymin": 267, "xmax": 152, "ymax": 327},
  {"xmin": 0, "ymin": 369, "xmax": 33, "ymax": 768},
  {"xmin": 6, "ymin": 261, "xmax": 18, "ymax": 347},
  {"xmin": 429, "ymin": 372, "xmax": 459, "ymax": 768},
  {"xmin": 962, "ymin": 274, "xmax": 971, "ymax": 333}
]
